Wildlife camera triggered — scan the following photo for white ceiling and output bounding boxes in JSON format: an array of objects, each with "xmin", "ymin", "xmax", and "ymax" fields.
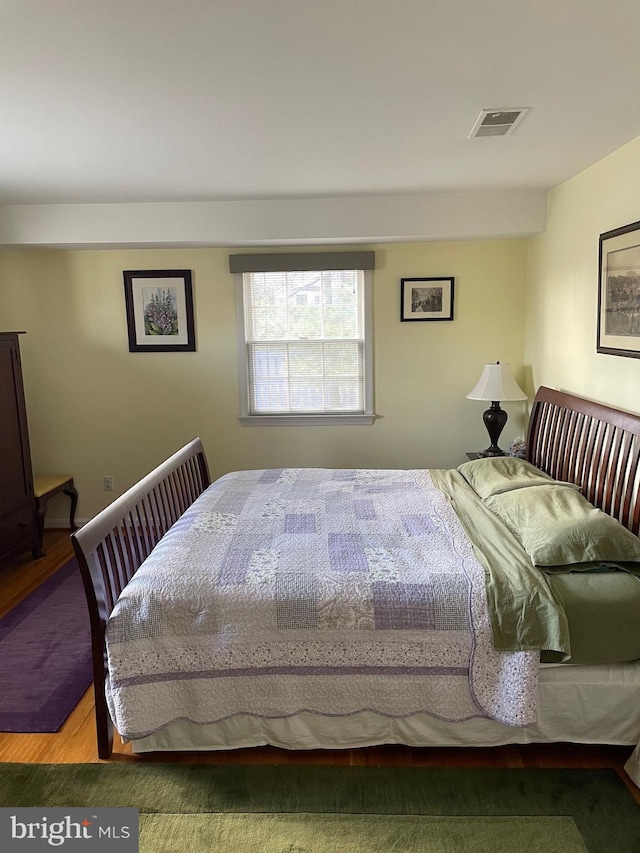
[
  {"xmin": 3, "ymin": 0, "xmax": 640, "ymax": 207},
  {"xmin": 0, "ymin": 0, "xmax": 640, "ymax": 243}
]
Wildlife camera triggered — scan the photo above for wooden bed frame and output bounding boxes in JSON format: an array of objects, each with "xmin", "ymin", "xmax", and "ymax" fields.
[{"xmin": 71, "ymin": 387, "xmax": 640, "ymax": 758}]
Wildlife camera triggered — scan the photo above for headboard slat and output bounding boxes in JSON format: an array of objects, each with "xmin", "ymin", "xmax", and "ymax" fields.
[{"xmin": 622, "ymin": 440, "xmax": 640, "ymax": 525}]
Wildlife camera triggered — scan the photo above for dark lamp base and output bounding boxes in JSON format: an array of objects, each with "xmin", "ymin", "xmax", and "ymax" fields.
[
  {"xmin": 481, "ymin": 401, "xmax": 508, "ymax": 458},
  {"xmin": 478, "ymin": 449, "xmax": 506, "ymax": 458}
]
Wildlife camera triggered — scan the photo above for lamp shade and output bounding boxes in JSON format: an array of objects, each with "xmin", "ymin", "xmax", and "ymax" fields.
[{"xmin": 466, "ymin": 362, "xmax": 527, "ymax": 402}]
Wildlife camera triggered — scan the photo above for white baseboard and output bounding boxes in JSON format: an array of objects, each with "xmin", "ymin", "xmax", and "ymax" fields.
[{"xmin": 44, "ymin": 518, "xmax": 88, "ymax": 530}]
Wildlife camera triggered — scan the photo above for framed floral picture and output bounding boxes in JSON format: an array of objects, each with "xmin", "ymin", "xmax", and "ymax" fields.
[
  {"xmin": 123, "ymin": 269, "xmax": 196, "ymax": 352},
  {"xmin": 400, "ymin": 277, "xmax": 455, "ymax": 322},
  {"xmin": 597, "ymin": 220, "xmax": 640, "ymax": 358}
]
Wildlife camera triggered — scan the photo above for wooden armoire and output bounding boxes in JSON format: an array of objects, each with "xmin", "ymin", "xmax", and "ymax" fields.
[{"xmin": 0, "ymin": 332, "xmax": 40, "ymax": 564}]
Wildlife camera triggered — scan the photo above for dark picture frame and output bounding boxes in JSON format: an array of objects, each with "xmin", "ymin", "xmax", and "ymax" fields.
[
  {"xmin": 400, "ymin": 277, "xmax": 455, "ymax": 322},
  {"xmin": 123, "ymin": 269, "xmax": 196, "ymax": 352},
  {"xmin": 597, "ymin": 220, "xmax": 640, "ymax": 358}
]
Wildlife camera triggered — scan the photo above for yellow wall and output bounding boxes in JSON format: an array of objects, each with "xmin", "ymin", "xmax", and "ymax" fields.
[
  {"xmin": 526, "ymin": 135, "xmax": 640, "ymax": 412},
  {"xmin": 0, "ymin": 239, "xmax": 527, "ymax": 522}
]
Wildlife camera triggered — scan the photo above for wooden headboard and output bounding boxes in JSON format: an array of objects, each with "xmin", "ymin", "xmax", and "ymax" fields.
[{"xmin": 527, "ymin": 386, "xmax": 640, "ymax": 535}]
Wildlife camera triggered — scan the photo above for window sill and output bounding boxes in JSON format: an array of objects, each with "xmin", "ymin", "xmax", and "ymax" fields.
[{"xmin": 239, "ymin": 414, "xmax": 376, "ymax": 427}]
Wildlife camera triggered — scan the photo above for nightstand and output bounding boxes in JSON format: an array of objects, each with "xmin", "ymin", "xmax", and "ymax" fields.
[{"xmin": 465, "ymin": 452, "xmax": 482, "ymax": 460}]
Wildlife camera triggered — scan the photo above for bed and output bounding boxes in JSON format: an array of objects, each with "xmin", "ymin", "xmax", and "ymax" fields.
[{"xmin": 71, "ymin": 386, "xmax": 640, "ymax": 786}]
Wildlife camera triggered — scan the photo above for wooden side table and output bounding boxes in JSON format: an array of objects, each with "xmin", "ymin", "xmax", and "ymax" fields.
[{"xmin": 34, "ymin": 475, "xmax": 78, "ymax": 555}]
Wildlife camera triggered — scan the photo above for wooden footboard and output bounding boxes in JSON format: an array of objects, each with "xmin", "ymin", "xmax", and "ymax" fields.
[{"xmin": 71, "ymin": 438, "xmax": 210, "ymax": 758}]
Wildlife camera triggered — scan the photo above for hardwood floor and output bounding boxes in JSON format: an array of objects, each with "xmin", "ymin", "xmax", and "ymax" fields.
[{"xmin": 1, "ymin": 529, "xmax": 639, "ymax": 805}]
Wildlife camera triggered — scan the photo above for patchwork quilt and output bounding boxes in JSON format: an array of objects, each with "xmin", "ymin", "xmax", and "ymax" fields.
[{"xmin": 105, "ymin": 468, "xmax": 540, "ymax": 740}]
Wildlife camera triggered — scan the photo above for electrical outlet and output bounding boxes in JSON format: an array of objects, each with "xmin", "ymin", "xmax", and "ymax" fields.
[{"xmin": 103, "ymin": 476, "xmax": 114, "ymax": 491}]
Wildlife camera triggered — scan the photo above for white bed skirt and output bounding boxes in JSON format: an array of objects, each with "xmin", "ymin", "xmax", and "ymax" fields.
[{"xmin": 130, "ymin": 660, "xmax": 640, "ymax": 786}]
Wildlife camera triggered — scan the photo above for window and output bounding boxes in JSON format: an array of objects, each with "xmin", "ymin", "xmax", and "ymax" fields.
[{"xmin": 231, "ymin": 252, "xmax": 375, "ymax": 425}]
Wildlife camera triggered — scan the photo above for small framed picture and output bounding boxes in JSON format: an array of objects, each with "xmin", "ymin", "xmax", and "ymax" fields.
[
  {"xmin": 400, "ymin": 277, "xmax": 454, "ymax": 322},
  {"xmin": 123, "ymin": 269, "xmax": 196, "ymax": 352},
  {"xmin": 597, "ymin": 220, "xmax": 640, "ymax": 358}
]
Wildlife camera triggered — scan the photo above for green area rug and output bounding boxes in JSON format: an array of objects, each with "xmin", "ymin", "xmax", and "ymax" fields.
[
  {"xmin": 1, "ymin": 763, "xmax": 638, "ymax": 853},
  {"xmin": 138, "ymin": 812, "xmax": 587, "ymax": 852}
]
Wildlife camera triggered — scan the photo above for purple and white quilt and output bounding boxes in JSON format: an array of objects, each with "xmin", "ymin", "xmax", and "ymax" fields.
[{"xmin": 105, "ymin": 468, "xmax": 539, "ymax": 740}]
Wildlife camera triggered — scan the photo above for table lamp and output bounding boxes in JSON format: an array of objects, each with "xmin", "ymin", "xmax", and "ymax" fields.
[{"xmin": 466, "ymin": 361, "xmax": 527, "ymax": 457}]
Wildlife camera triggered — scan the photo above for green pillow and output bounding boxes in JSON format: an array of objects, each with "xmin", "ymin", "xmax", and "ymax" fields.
[
  {"xmin": 484, "ymin": 484, "xmax": 640, "ymax": 569},
  {"xmin": 458, "ymin": 456, "xmax": 557, "ymax": 499}
]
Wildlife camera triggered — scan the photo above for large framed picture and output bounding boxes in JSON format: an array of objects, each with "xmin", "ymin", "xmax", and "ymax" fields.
[
  {"xmin": 400, "ymin": 277, "xmax": 454, "ymax": 322},
  {"xmin": 598, "ymin": 220, "xmax": 640, "ymax": 358},
  {"xmin": 123, "ymin": 269, "xmax": 196, "ymax": 352}
]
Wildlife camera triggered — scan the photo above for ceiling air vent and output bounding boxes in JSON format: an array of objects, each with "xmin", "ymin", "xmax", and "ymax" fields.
[{"xmin": 469, "ymin": 108, "xmax": 530, "ymax": 138}]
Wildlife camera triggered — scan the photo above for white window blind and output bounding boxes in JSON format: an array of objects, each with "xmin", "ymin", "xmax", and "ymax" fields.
[{"xmin": 232, "ymin": 253, "xmax": 374, "ymax": 425}]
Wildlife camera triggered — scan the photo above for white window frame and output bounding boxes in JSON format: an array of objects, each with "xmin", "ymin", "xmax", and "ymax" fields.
[{"xmin": 233, "ymin": 254, "xmax": 375, "ymax": 426}]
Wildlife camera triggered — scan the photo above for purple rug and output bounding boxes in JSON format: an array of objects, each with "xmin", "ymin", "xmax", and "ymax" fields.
[{"xmin": 0, "ymin": 559, "xmax": 93, "ymax": 732}]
